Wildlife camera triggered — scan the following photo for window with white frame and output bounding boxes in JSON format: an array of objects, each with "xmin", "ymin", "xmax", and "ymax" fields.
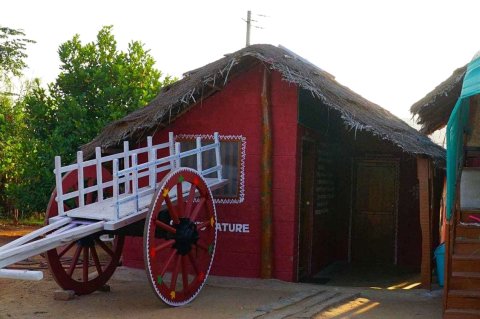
[{"xmin": 176, "ymin": 134, "xmax": 246, "ymax": 204}]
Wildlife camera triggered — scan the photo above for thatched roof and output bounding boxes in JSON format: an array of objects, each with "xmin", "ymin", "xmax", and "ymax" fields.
[
  {"xmin": 410, "ymin": 65, "xmax": 467, "ymax": 134},
  {"xmin": 82, "ymin": 44, "xmax": 445, "ymax": 164}
]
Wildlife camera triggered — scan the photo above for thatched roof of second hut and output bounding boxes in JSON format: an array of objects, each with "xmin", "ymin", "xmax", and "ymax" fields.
[
  {"xmin": 410, "ymin": 65, "xmax": 467, "ymax": 135},
  {"xmin": 83, "ymin": 44, "xmax": 445, "ymax": 164}
]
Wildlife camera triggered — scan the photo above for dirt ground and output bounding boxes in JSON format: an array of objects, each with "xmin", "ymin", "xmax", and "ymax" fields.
[
  {"xmin": 0, "ymin": 224, "xmax": 40, "ymax": 238},
  {"xmin": 0, "ymin": 268, "xmax": 444, "ymax": 319},
  {"xmin": 0, "ymin": 271, "xmax": 290, "ymax": 319},
  {"xmin": 0, "ymin": 269, "xmax": 443, "ymax": 319},
  {"xmin": 0, "ymin": 228, "xmax": 292, "ymax": 319},
  {"xmin": 0, "ymin": 227, "xmax": 443, "ymax": 319},
  {"xmin": 313, "ymin": 289, "xmax": 442, "ymax": 319}
]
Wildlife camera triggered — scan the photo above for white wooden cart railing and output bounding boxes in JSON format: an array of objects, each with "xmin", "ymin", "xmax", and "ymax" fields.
[{"xmin": 0, "ymin": 132, "xmax": 226, "ymax": 283}]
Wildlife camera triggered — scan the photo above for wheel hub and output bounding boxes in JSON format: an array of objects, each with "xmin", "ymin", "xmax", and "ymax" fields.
[{"xmin": 173, "ymin": 218, "xmax": 199, "ymax": 255}]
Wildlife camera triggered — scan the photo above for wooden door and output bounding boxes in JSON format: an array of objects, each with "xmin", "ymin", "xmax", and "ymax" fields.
[
  {"xmin": 351, "ymin": 160, "xmax": 398, "ymax": 264},
  {"xmin": 298, "ymin": 139, "xmax": 316, "ymax": 280}
]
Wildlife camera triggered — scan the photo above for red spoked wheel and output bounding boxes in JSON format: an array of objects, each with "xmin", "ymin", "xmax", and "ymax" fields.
[
  {"xmin": 45, "ymin": 165, "xmax": 124, "ymax": 295},
  {"xmin": 144, "ymin": 168, "xmax": 217, "ymax": 306}
]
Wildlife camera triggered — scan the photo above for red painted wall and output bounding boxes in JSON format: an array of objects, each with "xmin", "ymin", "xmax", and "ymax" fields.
[{"xmin": 122, "ymin": 65, "xmax": 299, "ymax": 281}]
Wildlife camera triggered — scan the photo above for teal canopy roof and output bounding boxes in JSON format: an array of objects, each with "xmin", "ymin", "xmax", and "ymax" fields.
[{"xmin": 446, "ymin": 56, "xmax": 480, "ymax": 219}]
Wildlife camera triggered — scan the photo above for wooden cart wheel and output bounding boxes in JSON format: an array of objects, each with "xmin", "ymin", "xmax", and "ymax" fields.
[
  {"xmin": 144, "ymin": 168, "xmax": 217, "ymax": 306},
  {"xmin": 44, "ymin": 165, "xmax": 124, "ymax": 295}
]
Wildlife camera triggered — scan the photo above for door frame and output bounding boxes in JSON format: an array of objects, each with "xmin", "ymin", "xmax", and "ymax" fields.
[
  {"xmin": 348, "ymin": 158, "xmax": 400, "ymax": 265},
  {"xmin": 296, "ymin": 136, "xmax": 317, "ymax": 281}
]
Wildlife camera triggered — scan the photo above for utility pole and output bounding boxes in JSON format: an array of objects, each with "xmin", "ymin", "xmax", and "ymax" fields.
[{"xmin": 246, "ymin": 10, "xmax": 251, "ymax": 47}]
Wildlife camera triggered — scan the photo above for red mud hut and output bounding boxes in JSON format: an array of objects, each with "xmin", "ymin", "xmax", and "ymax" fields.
[{"xmin": 83, "ymin": 44, "xmax": 445, "ymax": 288}]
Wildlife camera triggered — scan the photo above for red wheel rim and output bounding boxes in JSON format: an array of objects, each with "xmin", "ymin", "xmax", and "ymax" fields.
[
  {"xmin": 45, "ymin": 165, "xmax": 124, "ymax": 295},
  {"xmin": 144, "ymin": 168, "xmax": 217, "ymax": 306}
]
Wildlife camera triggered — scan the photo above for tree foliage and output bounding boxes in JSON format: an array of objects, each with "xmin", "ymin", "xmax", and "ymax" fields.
[
  {"xmin": 0, "ymin": 26, "xmax": 34, "ymax": 220},
  {"xmin": 0, "ymin": 87, "xmax": 25, "ymax": 217},
  {"xmin": 16, "ymin": 26, "xmax": 174, "ymax": 213},
  {"xmin": 0, "ymin": 26, "xmax": 35, "ymax": 82}
]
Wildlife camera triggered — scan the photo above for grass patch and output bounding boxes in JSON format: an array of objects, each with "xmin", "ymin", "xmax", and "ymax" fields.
[{"xmin": 0, "ymin": 213, "xmax": 45, "ymax": 227}]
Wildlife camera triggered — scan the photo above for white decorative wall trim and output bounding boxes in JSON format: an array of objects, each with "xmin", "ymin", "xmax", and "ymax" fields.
[{"xmin": 176, "ymin": 134, "xmax": 246, "ymax": 204}]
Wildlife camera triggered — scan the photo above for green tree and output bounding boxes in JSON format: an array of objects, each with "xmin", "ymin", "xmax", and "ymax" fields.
[
  {"xmin": 0, "ymin": 85, "xmax": 34, "ymax": 220},
  {"xmin": 20, "ymin": 26, "xmax": 174, "ymax": 213},
  {"xmin": 0, "ymin": 26, "xmax": 34, "ymax": 74},
  {"xmin": 0, "ymin": 26, "xmax": 34, "ymax": 221}
]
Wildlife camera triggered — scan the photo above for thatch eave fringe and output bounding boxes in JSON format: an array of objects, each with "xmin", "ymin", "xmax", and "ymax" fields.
[{"xmin": 410, "ymin": 65, "xmax": 467, "ymax": 134}]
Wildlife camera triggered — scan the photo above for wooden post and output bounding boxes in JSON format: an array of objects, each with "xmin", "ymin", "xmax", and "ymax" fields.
[
  {"xmin": 417, "ymin": 156, "xmax": 432, "ymax": 290},
  {"xmin": 196, "ymin": 137, "xmax": 203, "ymax": 173},
  {"xmin": 147, "ymin": 136, "xmax": 155, "ymax": 188},
  {"xmin": 95, "ymin": 147, "xmax": 104, "ymax": 202},
  {"xmin": 169, "ymin": 132, "xmax": 175, "ymax": 169},
  {"xmin": 214, "ymin": 132, "xmax": 222, "ymax": 181},
  {"xmin": 444, "ymin": 210, "xmax": 452, "ymax": 311},
  {"xmin": 113, "ymin": 159, "xmax": 119, "ymax": 219},
  {"xmin": 123, "ymin": 141, "xmax": 130, "ymax": 194},
  {"xmin": 54, "ymin": 156, "xmax": 64, "ymax": 216},
  {"xmin": 132, "ymin": 154, "xmax": 139, "ymax": 213},
  {"xmin": 175, "ymin": 142, "xmax": 181, "ymax": 169},
  {"xmin": 260, "ymin": 66, "xmax": 273, "ymax": 278},
  {"xmin": 77, "ymin": 151, "xmax": 84, "ymax": 207},
  {"xmin": 246, "ymin": 10, "xmax": 251, "ymax": 46}
]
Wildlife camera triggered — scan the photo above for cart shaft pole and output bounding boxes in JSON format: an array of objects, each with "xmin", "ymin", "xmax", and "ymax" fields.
[{"xmin": 0, "ymin": 269, "xmax": 43, "ymax": 281}]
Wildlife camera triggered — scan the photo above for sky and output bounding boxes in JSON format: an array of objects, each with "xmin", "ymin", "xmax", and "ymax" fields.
[{"xmin": 2, "ymin": 0, "xmax": 480, "ymax": 120}]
